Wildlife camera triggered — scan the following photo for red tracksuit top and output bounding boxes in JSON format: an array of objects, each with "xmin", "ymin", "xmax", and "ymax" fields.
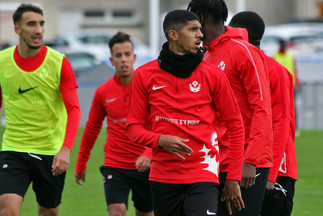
[
  {"xmin": 126, "ymin": 59, "xmax": 245, "ymax": 184},
  {"xmin": 203, "ymin": 26, "xmax": 273, "ymax": 170},
  {"xmin": 75, "ymin": 75, "xmax": 151, "ymax": 174},
  {"xmin": 264, "ymin": 52, "xmax": 297, "ymax": 182}
]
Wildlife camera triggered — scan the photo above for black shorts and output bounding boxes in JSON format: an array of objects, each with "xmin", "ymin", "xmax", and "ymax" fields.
[
  {"xmin": 150, "ymin": 181, "xmax": 219, "ymax": 216},
  {"xmin": 260, "ymin": 177, "xmax": 296, "ymax": 216},
  {"xmin": 0, "ymin": 151, "xmax": 66, "ymax": 208},
  {"xmin": 217, "ymin": 168, "xmax": 269, "ymax": 216},
  {"xmin": 100, "ymin": 166, "xmax": 153, "ymax": 212}
]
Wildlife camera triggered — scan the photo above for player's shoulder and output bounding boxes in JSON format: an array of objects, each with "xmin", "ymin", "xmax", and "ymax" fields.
[
  {"xmin": 229, "ymin": 38, "xmax": 260, "ymax": 55},
  {"xmin": 136, "ymin": 59, "xmax": 159, "ymax": 72},
  {"xmin": 92, "ymin": 77, "xmax": 115, "ymax": 98},
  {"xmin": 46, "ymin": 46, "xmax": 64, "ymax": 55},
  {"xmin": 0, "ymin": 46, "xmax": 15, "ymax": 54},
  {"xmin": 45, "ymin": 46, "xmax": 65, "ymax": 62},
  {"xmin": 98, "ymin": 75, "xmax": 116, "ymax": 89},
  {"xmin": 134, "ymin": 59, "xmax": 161, "ymax": 79},
  {"xmin": 0, "ymin": 46, "xmax": 15, "ymax": 64},
  {"xmin": 265, "ymin": 54, "xmax": 285, "ymax": 70},
  {"xmin": 198, "ymin": 60, "xmax": 225, "ymax": 76}
]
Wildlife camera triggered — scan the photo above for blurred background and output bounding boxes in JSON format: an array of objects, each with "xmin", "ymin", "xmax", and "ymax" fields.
[{"xmin": 1, "ymin": 0, "xmax": 323, "ymax": 129}]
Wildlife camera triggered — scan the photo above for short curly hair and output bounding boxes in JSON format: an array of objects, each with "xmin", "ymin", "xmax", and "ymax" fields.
[{"xmin": 187, "ymin": 0, "xmax": 228, "ymax": 24}]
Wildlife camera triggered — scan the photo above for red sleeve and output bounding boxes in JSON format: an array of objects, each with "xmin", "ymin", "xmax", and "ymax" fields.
[
  {"xmin": 267, "ymin": 57, "xmax": 293, "ymax": 182},
  {"xmin": 61, "ymin": 89, "xmax": 81, "ymax": 150},
  {"xmin": 126, "ymin": 69, "xmax": 162, "ymax": 149},
  {"xmin": 60, "ymin": 57, "xmax": 81, "ymax": 150},
  {"xmin": 127, "ymin": 123, "xmax": 161, "ymax": 149},
  {"xmin": 141, "ymin": 147, "xmax": 153, "ymax": 159},
  {"xmin": 60, "ymin": 57, "xmax": 78, "ymax": 92},
  {"xmin": 212, "ymin": 70, "xmax": 245, "ymax": 181},
  {"xmin": 75, "ymin": 87, "xmax": 107, "ymax": 174},
  {"xmin": 239, "ymin": 50, "xmax": 272, "ymax": 166}
]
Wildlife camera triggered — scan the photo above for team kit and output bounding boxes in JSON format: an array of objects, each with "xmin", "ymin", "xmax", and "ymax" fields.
[{"xmin": 0, "ymin": 1, "xmax": 297, "ymax": 216}]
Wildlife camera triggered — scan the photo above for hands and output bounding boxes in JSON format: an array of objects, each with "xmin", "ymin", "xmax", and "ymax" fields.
[
  {"xmin": 74, "ymin": 169, "xmax": 86, "ymax": 185},
  {"xmin": 240, "ymin": 162, "xmax": 256, "ymax": 189},
  {"xmin": 136, "ymin": 156, "xmax": 151, "ymax": 172},
  {"xmin": 222, "ymin": 180, "xmax": 245, "ymax": 215},
  {"xmin": 52, "ymin": 146, "xmax": 71, "ymax": 176},
  {"xmin": 265, "ymin": 180, "xmax": 275, "ymax": 191},
  {"xmin": 157, "ymin": 135, "xmax": 193, "ymax": 160}
]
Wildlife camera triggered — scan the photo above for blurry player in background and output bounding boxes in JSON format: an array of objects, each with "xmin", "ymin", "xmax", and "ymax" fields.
[{"xmin": 74, "ymin": 31, "xmax": 153, "ymax": 216}]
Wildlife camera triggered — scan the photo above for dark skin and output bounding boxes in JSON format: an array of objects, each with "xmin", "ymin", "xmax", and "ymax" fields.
[
  {"xmin": 198, "ymin": 14, "xmax": 253, "ymax": 215},
  {"xmin": 199, "ymin": 15, "xmax": 225, "ymax": 44},
  {"xmin": 200, "ymin": 13, "xmax": 256, "ymax": 186}
]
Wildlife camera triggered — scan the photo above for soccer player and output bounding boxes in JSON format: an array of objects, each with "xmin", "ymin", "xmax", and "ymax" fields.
[
  {"xmin": 273, "ymin": 39, "xmax": 301, "ymax": 137},
  {"xmin": 188, "ymin": 1, "xmax": 273, "ymax": 216},
  {"xmin": 228, "ymin": 11, "xmax": 298, "ymax": 216},
  {"xmin": 126, "ymin": 9, "xmax": 245, "ymax": 216},
  {"xmin": 0, "ymin": 3, "xmax": 81, "ymax": 216},
  {"xmin": 74, "ymin": 32, "xmax": 153, "ymax": 216}
]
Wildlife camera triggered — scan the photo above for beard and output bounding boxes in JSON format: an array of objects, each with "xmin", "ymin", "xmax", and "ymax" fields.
[
  {"xmin": 22, "ymin": 37, "xmax": 42, "ymax": 49},
  {"xmin": 27, "ymin": 43, "xmax": 42, "ymax": 49}
]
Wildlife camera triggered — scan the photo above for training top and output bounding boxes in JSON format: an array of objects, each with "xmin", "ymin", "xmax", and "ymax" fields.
[
  {"xmin": 0, "ymin": 46, "xmax": 69, "ymax": 155},
  {"xmin": 126, "ymin": 59, "xmax": 245, "ymax": 184},
  {"xmin": 264, "ymin": 53, "xmax": 297, "ymax": 182},
  {"xmin": 203, "ymin": 26, "xmax": 273, "ymax": 170},
  {"xmin": 75, "ymin": 75, "xmax": 152, "ymax": 174}
]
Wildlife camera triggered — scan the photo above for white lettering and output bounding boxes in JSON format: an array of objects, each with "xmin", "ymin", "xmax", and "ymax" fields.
[{"xmin": 155, "ymin": 115, "xmax": 200, "ymax": 126}]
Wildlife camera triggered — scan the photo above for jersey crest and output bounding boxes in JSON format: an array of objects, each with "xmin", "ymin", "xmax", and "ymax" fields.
[
  {"xmin": 189, "ymin": 80, "xmax": 201, "ymax": 93},
  {"xmin": 218, "ymin": 61, "xmax": 226, "ymax": 71}
]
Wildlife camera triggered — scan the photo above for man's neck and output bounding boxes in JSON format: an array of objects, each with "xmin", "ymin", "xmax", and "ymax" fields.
[
  {"xmin": 17, "ymin": 43, "xmax": 41, "ymax": 58},
  {"xmin": 203, "ymin": 20, "xmax": 225, "ymax": 43},
  {"xmin": 119, "ymin": 73, "xmax": 133, "ymax": 87},
  {"xmin": 168, "ymin": 42, "xmax": 185, "ymax": 55}
]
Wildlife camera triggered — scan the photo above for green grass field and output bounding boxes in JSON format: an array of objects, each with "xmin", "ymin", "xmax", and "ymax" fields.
[{"xmin": 1, "ymin": 129, "xmax": 322, "ymax": 215}]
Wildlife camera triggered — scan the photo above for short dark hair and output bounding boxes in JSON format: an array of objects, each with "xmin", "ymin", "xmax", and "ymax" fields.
[
  {"xmin": 108, "ymin": 31, "xmax": 134, "ymax": 54},
  {"xmin": 187, "ymin": 0, "xmax": 228, "ymax": 24},
  {"xmin": 13, "ymin": 3, "xmax": 43, "ymax": 25},
  {"xmin": 229, "ymin": 11, "xmax": 265, "ymax": 47},
  {"xmin": 163, "ymin": 9, "xmax": 199, "ymax": 40},
  {"xmin": 278, "ymin": 38, "xmax": 288, "ymax": 49}
]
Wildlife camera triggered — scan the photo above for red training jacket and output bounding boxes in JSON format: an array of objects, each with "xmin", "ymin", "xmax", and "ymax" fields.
[
  {"xmin": 203, "ymin": 26, "xmax": 273, "ymax": 170},
  {"xmin": 126, "ymin": 59, "xmax": 245, "ymax": 184},
  {"xmin": 264, "ymin": 52, "xmax": 297, "ymax": 182},
  {"xmin": 75, "ymin": 75, "xmax": 152, "ymax": 175}
]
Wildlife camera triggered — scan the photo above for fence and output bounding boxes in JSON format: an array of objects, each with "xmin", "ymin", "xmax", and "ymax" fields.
[{"xmin": 296, "ymin": 56, "xmax": 323, "ymax": 129}]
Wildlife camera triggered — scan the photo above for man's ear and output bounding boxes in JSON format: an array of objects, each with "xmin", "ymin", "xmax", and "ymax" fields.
[
  {"xmin": 199, "ymin": 15, "xmax": 205, "ymax": 26},
  {"xmin": 168, "ymin": 30, "xmax": 178, "ymax": 41},
  {"xmin": 14, "ymin": 25, "xmax": 21, "ymax": 34},
  {"xmin": 109, "ymin": 57, "xmax": 114, "ymax": 66}
]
